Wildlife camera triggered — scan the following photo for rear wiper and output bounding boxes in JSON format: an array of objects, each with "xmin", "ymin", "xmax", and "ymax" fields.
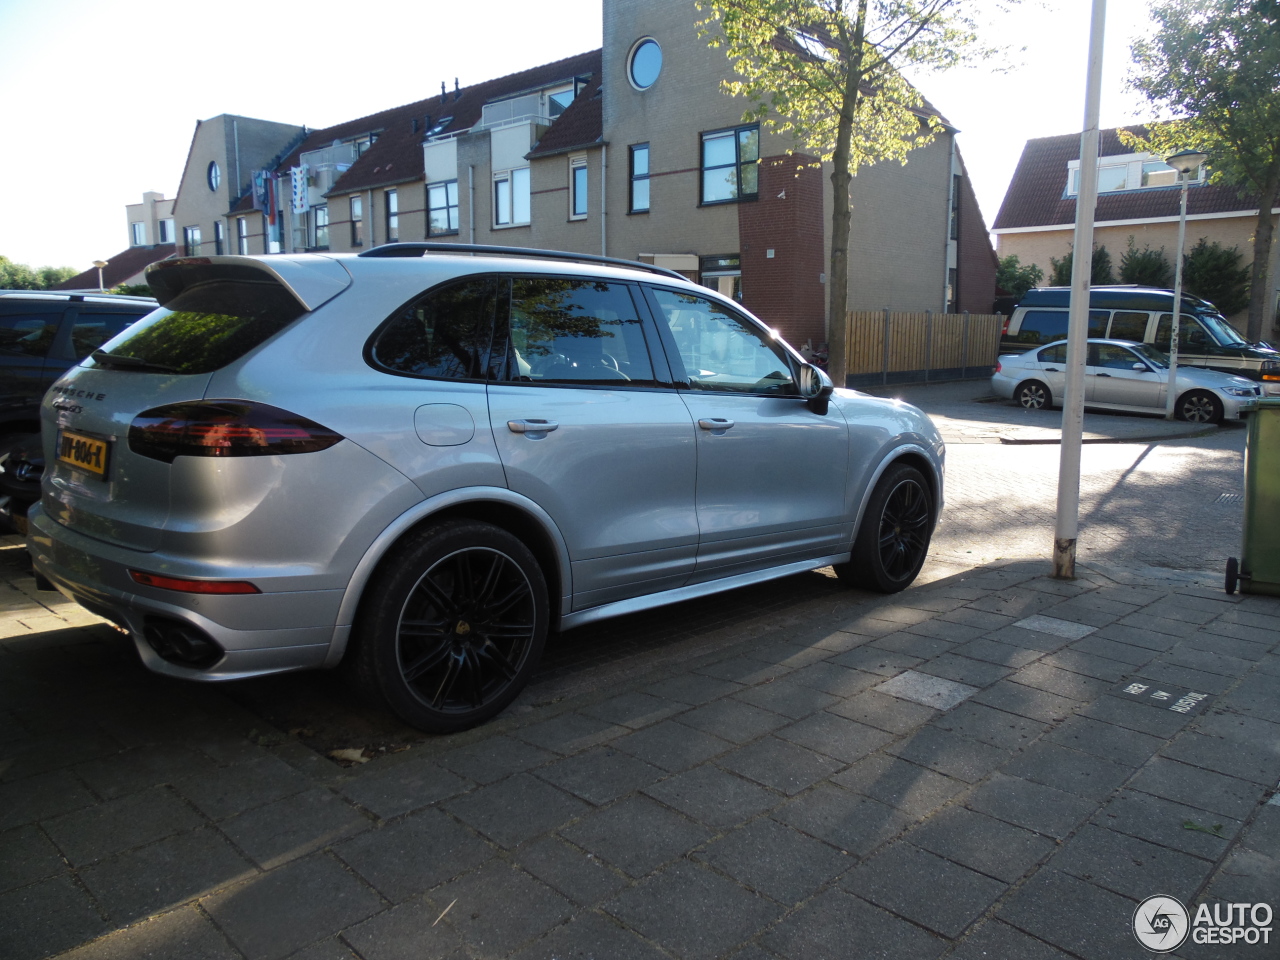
[{"xmin": 90, "ymin": 350, "xmax": 180, "ymax": 373}]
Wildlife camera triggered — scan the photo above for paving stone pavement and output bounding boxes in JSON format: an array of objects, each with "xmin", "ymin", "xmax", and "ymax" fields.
[{"xmin": 1, "ymin": 384, "xmax": 1277, "ymax": 960}]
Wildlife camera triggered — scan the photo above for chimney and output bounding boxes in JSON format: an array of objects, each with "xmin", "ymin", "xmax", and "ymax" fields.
[{"xmin": 454, "ymin": 78, "xmax": 461, "ymax": 100}]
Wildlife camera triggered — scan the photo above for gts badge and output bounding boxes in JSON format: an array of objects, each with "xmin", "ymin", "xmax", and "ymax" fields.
[{"xmin": 53, "ymin": 400, "xmax": 83, "ymax": 415}]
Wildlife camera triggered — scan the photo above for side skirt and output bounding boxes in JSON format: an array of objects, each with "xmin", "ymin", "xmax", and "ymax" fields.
[{"xmin": 558, "ymin": 552, "xmax": 851, "ymax": 631}]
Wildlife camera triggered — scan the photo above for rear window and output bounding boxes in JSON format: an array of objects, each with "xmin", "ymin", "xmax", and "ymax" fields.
[
  {"xmin": 93, "ymin": 280, "xmax": 305, "ymax": 374},
  {"xmin": 1014, "ymin": 309, "xmax": 1068, "ymax": 345}
]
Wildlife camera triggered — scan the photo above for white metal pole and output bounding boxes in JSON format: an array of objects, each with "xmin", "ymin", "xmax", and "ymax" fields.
[
  {"xmin": 1165, "ymin": 176, "xmax": 1190, "ymax": 418},
  {"xmin": 1053, "ymin": 0, "xmax": 1107, "ymax": 580}
]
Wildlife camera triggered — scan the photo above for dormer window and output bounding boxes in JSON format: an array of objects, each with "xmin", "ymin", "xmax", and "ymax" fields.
[
  {"xmin": 426, "ymin": 116, "xmax": 452, "ymax": 137},
  {"xmin": 1066, "ymin": 152, "xmax": 1203, "ymax": 196},
  {"xmin": 353, "ymin": 134, "xmax": 378, "ymax": 157}
]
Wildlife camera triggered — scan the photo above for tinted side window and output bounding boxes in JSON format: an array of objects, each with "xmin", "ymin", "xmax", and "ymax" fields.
[
  {"xmin": 98, "ymin": 281, "xmax": 306, "ymax": 375},
  {"xmin": 1037, "ymin": 344, "xmax": 1067, "ymax": 364},
  {"xmin": 650, "ymin": 288, "xmax": 796, "ymax": 395},
  {"xmin": 1088, "ymin": 310, "xmax": 1109, "ymax": 338},
  {"xmin": 371, "ymin": 278, "xmax": 497, "ymax": 380},
  {"xmin": 502, "ymin": 278, "xmax": 655, "ymax": 386},
  {"xmin": 1095, "ymin": 344, "xmax": 1141, "ymax": 369},
  {"xmin": 1016, "ymin": 309, "xmax": 1068, "ymax": 345},
  {"xmin": 1109, "ymin": 311, "xmax": 1149, "ymax": 342},
  {"xmin": 72, "ymin": 312, "xmax": 147, "ymax": 360},
  {"xmin": 1155, "ymin": 314, "xmax": 1209, "ymax": 350},
  {"xmin": 0, "ymin": 312, "xmax": 59, "ymax": 358}
]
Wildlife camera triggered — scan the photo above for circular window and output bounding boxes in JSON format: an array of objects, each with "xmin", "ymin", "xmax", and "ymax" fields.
[
  {"xmin": 207, "ymin": 161, "xmax": 221, "ymax": 192},
  {"xmin": 628, "ymin": 38, "xmax": 662, "ymax": 90}
]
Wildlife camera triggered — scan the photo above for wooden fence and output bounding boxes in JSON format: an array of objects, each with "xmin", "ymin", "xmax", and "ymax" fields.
[{"xmin": 844, "ymin": 311, "xmax": 1005, "ymax": 388}]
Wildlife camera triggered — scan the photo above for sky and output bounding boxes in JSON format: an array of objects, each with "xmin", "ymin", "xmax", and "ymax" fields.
[{"xmin": 0, "ymin": 0, "xmax": 1159, "ymax": 272}]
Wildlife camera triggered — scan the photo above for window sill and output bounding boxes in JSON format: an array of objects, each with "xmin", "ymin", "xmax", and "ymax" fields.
[
  {"xmin": 492, "ymin": 223, "xmax": 531, "ymax": 230},
  {"xmin": 627, "ymin": 209, "xmax": 650, "ymax": 216},
  {"xmin": 698, "ymin": 195, "xmax": 758, "ymax": 208}
]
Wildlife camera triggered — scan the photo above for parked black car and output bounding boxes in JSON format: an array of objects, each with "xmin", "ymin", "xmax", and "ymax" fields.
[{"xmin": 0, "ymin": 290, "xmax": 156, "ymax": 531}]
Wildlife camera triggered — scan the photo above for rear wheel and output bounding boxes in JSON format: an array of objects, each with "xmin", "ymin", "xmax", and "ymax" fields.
[
  {"xmin": 351, "ymin": 520, "xmax": 548, "ymax": 733},
  {"xmin": 835, "ymin": 463, "xmax": 934, "ymax": 593},
  {"xmin": 1015, "ymin": 380, "xmax": 1051, "ymax": 410},
  {"xmin": 1176, "ymin": 390, "xmax": 1222, "ymax": 424}
]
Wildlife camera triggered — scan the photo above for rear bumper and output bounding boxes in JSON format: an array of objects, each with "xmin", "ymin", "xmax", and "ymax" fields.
[{"xmin": 28, "ymin": 504, "xmax": 339, "ymax": 680}]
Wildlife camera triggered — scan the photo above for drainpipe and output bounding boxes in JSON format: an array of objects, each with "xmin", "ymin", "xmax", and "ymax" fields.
[
  {"xmin": 468, "ymin": 165, "xmax": 476, "ymax": 242},
  {"xmin": 233, "ymin": 119, "xmax": 241, "ymax": 201},
  {"xmin": 600, "ymin": 144, "xmax": 607, "ymax": 257},
  {"xmin": 367, "ymin": 189, "xmax": 375, "ymax": 246}
]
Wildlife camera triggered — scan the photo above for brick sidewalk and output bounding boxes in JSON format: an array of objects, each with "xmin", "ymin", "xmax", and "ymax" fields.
[{"xmin": 2, "ymin": 548, "xmax": 1277, "ymax": 960}]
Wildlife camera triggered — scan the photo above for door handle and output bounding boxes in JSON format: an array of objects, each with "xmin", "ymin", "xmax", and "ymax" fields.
[
  {"xmin": 1096, "ymin": 373, "xmax": 1112, "ymax": 378},
  {"xmin": 507, "ymin": 419, "xmax": 559, "ymax": 435},
  {"xmin": 698, "ymin": 418, "xmax": 735, "ymax": 431},
  {"xmin": 1043, "ymin": 367, "xmax": 1060, "ymax": 372}
]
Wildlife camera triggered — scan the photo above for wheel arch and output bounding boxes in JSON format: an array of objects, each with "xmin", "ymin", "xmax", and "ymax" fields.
[
  {"xmin": 1016, "ymin": 378, "xmax": 1052, "ymax": 408},
  {"xmin": 324, "ymin": 487, "xmax": 571, "ymax": 667},
  {"xmin": 850, "ymin": 443, "xmax": 942, "ymax": 542}
]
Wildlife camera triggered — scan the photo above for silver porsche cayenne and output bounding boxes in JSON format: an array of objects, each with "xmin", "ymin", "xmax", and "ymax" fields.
[{"xmin": 29, "ymin": 245, "xmax": 944, "ymax": 732}]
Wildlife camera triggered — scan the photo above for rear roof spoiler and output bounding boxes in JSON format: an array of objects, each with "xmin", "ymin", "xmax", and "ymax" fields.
[{"xmin": 145, "ymin": 256, "xmax": 351, "ymax": 312}]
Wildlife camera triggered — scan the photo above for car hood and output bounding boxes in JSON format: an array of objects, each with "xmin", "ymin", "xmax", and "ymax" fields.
[{"xmin": 1175, "ymin": 365, "xmax": 1257, "ymax": 391}]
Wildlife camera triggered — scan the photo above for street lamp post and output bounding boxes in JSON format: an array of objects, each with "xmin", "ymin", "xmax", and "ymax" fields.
[
  {"xmin": 1163, "ymin": 149, "xmax": 1207, "ymax": 420},
  {"xmin": 92, "ymin": 260, "xmax": 108, "ymax": 293}
]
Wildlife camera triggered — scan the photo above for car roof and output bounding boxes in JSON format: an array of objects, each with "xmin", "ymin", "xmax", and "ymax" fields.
[{"xmin": 0, "ymin": 290, "xmax": 156, "ymax": 304}]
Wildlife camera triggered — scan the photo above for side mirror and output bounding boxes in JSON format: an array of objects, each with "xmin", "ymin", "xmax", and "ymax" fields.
[
  {"xmin": 798, "ymin": 362, "xmax": 834, "ymax": 413},
  {"xmin": 1132, "ymin": 362, "xmax": 1148, "ymax": 372}
]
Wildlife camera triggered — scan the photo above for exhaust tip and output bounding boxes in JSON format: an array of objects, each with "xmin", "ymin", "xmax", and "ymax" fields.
[{"xmin": 143, "ymin": 618, "xmax": 223, "ymax": 669}]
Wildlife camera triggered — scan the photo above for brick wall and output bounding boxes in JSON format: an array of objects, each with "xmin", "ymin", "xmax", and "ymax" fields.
[
  {"xmin": 956, "ymin": 171, "xmax": 998, "ymax": 314},
  {"xmin": 738, "ymin": 154, "xmax": 827, "ymax": 349}
]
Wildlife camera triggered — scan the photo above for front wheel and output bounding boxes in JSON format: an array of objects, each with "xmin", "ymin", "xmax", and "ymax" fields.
[
  {"xmin": 835, "ymin": 463, "xmax": 935, "ymax": 593},
  {"xmin": 351, "ymin": 520, "xmax": 548, "ymax": 733},
  {"xmin": 1176, "ymin": 390, "xmax": 1223, "ymax": 424}
]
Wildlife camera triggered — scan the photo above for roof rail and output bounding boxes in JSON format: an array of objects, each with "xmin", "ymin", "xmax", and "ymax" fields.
[{"xmin": 357, "ymin": 242, "xmax": 687, "ymax": 281}]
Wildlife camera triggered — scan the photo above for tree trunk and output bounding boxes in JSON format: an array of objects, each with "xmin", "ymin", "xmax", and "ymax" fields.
[
  {"xmin": 1246, "ymin": 173, "xmax": 1279, "ymax": 342},
  {"xmin": 826, "ymin": 0, "xmax": 867, "ymax": 389}
]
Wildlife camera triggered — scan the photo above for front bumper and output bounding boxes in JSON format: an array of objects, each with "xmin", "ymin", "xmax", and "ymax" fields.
[{"xmin": 28, "ymin": 504, "xmax": 341, "ymax": 680}]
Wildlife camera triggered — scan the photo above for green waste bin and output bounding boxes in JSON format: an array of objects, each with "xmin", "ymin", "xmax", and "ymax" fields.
[{"xmin": 1226, "ymin": 398, "xmax": 1280, "ymax": 595}]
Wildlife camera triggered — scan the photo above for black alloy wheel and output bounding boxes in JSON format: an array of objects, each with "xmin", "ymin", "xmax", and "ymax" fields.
[
  {"xmin": 835, "ymin": 462, "xmax": 935, "ymax": 593},
  {"xmin": 1176, "ymin": 390, "xmax": 1223, "ymax": 424},
  {"xmin": 353, "ymin": 520, "xmax": 547, "ymax": 733},
  {"xmin": 1016, "ymin": 380, "xmax": 1050, "ymax": 410}
]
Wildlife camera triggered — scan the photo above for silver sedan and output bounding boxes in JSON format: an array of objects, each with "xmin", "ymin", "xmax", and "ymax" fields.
[{"xmin": 992, "ymin": 339, "xmax": 1261, "ymax": 423}]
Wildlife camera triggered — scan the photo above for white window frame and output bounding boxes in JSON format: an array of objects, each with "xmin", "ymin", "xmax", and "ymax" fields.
[
  {"xmin": 1066, "ymin": 152, "xmax": 1204, "ymax": 197},
  {"xmin": 494, "ymin": 167, "xmax": 531, "ymax": 227},
  {"xmin": 569, "ymin": 156, "xmax": 588, "ymax": 220},
  {"xmin": 428, "ymin": 180, "xmax": 460, "ymax": 236},
  {"xmin": 237, "ymin": 217, "xmax": 249, "ymax": 254},
  {"xmin": 130, "ymin": 222, "xmax": 146, "ymax": 246},
  {"xmin": 158, "ymin": 219, "xmax": 174, "ymax": 244}
]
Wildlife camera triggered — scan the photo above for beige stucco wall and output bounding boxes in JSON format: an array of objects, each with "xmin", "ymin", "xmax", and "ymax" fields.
[{"xmin": 845, "ymin": 135, "xmax": 953, "ymax": 312}]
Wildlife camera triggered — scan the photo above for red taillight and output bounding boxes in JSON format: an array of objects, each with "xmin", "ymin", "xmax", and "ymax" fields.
[
  {"xmin": 1001, "ymin": 316, "xmax": 1010, "ymax": 336},
  {"xmin": 129, "ymin": 570, "xmax": 261, "ymax": 594},
  {"xmin": 128, "ymin": 401, "xmax": 343, "ymax": 463},
  {"xmin": 995, "ymin": 361, "xmax": 1002, "ymax": 373}
]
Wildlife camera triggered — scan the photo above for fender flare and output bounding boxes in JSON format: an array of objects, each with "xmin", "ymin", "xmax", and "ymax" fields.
[{"xmin": 323, "ymin": 486, "xmax": 572, "ymax": 667}]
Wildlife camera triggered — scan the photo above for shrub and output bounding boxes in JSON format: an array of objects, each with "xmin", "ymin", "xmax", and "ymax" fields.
[
  {"xmin": 1049, "ymin": 245, "xmax": 1114, "ymax": 286},
  {"xmin": 1118, "ymin": 237, "xmax": 1173, "ymax": 287},
  {"xmin": 1181, "ymin": 238, "xmax": 1251, "ymax": 316},
  {"xmin": 996, "ymin": 255, "xmax": 1044, "ymax": 300}
]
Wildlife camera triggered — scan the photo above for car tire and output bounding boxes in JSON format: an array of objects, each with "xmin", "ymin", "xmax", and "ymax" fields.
[
  {"xmin": 1015, "ymin": 380, "xmax": 1051, "ymax": 410},
  {"xmin": 1175, "ymin": 390, "xmax": 1223, "ymax": 424},
  {"xmin": 835, "ymin": 462, "xmax": 934, "ymax": 594},
  {"xmin": 351, "ymin": 519, "xmax": 548, "ymax": 734}
]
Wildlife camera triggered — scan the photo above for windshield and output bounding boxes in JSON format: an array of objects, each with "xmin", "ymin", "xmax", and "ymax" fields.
[
  {"xmin": 1195, "ymin": 311, "xmax": 1248, "ymax": 346},
  {"xmin": 1131, "ymin": 343, "xmax": 1169, "ymax": 368}
]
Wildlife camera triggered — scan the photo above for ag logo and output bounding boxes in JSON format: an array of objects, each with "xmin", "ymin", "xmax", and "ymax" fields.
[{"xmin": 1133, "ymin": 895, "xmax": 1190, "ymax": 952}]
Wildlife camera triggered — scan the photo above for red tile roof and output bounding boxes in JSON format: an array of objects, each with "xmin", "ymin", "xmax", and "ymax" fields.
[
  {"xmin": 527, "ymin": 71, "xmax": 603, "ymax": 158},
  {"xmin": 993, "ymin": 126, "xmax": 1262, "ymax": 230},
  {"xmin": 55, "ymin": 245, "xmax": 177, "ymax": 290},
  {"xmin": 227, "ymin": 49, "xmax": 603, "ymax": 213}
]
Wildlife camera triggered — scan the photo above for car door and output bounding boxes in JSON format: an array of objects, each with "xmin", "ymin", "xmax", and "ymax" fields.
[
  {"xmin": 0, "ymin": 303, "xmax": 65, "ymax": 433},
  {"xmin": 1088, "ymin": 343, "xmax": 1164, "ymax": 409},
  {"xmin": 643, "ymin": 285, "xmax": 849, "ymax": 582},
  {"xmin": 486, "ymin": 276, "xmax": 698, "ymax": 610},
  {"xmin": 1034, "ymin": 343, "xmax": 1068, "ymax": 398}
]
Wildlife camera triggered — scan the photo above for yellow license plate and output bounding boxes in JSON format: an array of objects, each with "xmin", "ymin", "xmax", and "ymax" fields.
[{"xmin": 57, "ymin": 430, "xmax": 111, "ymax": 479}]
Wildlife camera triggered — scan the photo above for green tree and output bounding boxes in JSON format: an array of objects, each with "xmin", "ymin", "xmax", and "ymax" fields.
[
  {"xmin": 1118, "ymin": 236, "xmax": 1173, "ymax": 287},
  {"xmin": 112, "ymin": 283, "xmax": 153, "ymax": 297},
  {"xmin": 697, "ymin": 0, "xmax": 1007, "ymax": 385},
  {"xmin": 996, "ymin": 254, "xmax": 1043, "ymax": 300},
  {"xmin": 1049, "ymin": 245, "xmax": 1114, "ymax": 286},
  {"xmin": 1123, "ymin": 0, "xmax": 1280, "ymax": 340},
  {"xmin": 1182, "ymin": 237, "xmax": 1252, "ymax": 316},
  {"xmin": 0, "ymin": 256, "xmax": 79, "ymax": 290}
]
